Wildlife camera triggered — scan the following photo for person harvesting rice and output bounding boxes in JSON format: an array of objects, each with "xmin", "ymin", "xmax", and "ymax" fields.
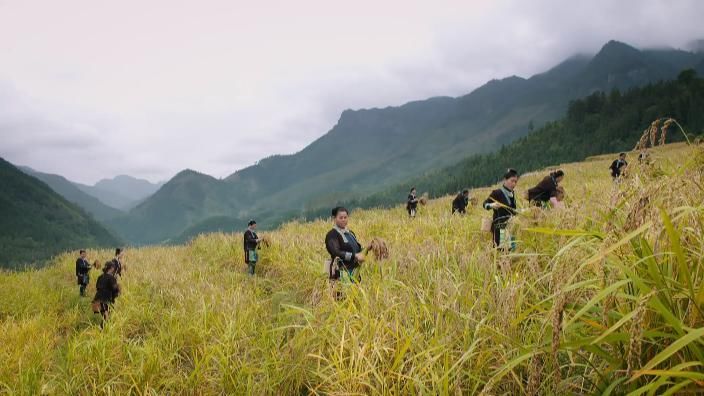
[
  {"xmin": 75, "ymin": 249, "xmax": 92, "ymax": 297},
  {"xmin": 244, "ymin": 220, "xmax": 262, "ymax": 275},
  {"xmin": 325, "ymin": 206, "xmax": 365, "ymax": 284},
  {"xmin": 527, "ymin": 170, "xmax": 564, "ymax": 207},
  {"xmin": 112, "ymin": 248, "xmax": 124, "ymax": 277},
  {"xmin": 452, "ymin": 189, "xmax": 470, "ymax": 214},
  {"xmin": 610, "ymin": 152, "xmax": 628, "ymax": 180},
  {"xmin": 483, "ymin": 169, "xmax": 519, "ymax": 249},
  {"xmin": 406, "ymin": 187, "xmax": 419, "ymax": 218}
]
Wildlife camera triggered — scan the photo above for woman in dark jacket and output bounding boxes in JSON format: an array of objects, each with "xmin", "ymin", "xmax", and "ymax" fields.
[
  {"xmin": 528, "ymin": 170, "xmax": 564, "ymax": 207},
  {"xmin": 452, "ymin": 189, "xmax": 470, "ymax": 214},
  {"xmin": 93, "ymin": 260, "xmax": 121, "ymax": 326},
  {"xmin": 243, "ymin": 219, "xmax": 261, "ymax": 275},
  {"xmin": 406, "ymin": 187, "xmax": 419, "ymax": 218},
  {"xmin": 75, "ymin": 249, "xmax": 91, "ymax": 296},
  {"xmin": 484, "ymin": 169, "xmax": 519, "ymax": 249},
  {"xmin": 325, "ymin": 206, "xmax": 364, "ymax": 282}
]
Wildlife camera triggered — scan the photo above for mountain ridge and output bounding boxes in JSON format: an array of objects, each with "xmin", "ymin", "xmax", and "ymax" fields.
[
  {"xmin": 1, "ymin": 158, "xmax": 122, "ymax": 268},
  {"xmin": 109, "ymin": 40, "xmax": 704, "ymax": 244}
]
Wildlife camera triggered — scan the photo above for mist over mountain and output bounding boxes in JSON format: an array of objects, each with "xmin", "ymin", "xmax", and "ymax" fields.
[{"xmin": 101, "ymin": 40, "xmax": 704, "ymax": 244}]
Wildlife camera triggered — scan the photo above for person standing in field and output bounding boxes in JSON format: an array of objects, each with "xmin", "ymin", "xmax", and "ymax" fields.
[
  {"xmin": 244, "ymin": 220, "xmax": 261, "ymax": 275},
  {"xmin": 610, "ymin": 153, "xmax": 628, "ymax": 180},
  {"xmin": 452, "ymin": 189, "xmax": 470, "ymax": 214},
  {"xmin": 325, "ymin": 206, "xmax": 364, "ymax": 284},
  {"xmin": 528, "ymin": 170, "xmax": 564, "ymax": 207},
  {"xmin": 93, "ymin": 260, "xmax": 120, "ymax": 328},
  {"xmin": 75, "ymin": 249, "xmax": 91, "ymax": 296},
  {"xmin": 406, "ymin": 187, "xmax": 419, "ymax": 218},
  {"xmin": 484, "ymin": 169, "xmax": 519, "ymax": 249},
  {"xmin": 112, "ymin": 248, "xmax": 124, "ymax": 277}
]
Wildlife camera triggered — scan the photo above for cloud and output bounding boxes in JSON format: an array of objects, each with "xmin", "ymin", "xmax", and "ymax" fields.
[{"xmin": 0, "ymin": 0, "xmax": 702, "ymax": 184}]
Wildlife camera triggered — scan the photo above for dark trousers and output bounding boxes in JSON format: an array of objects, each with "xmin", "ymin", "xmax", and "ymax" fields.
[
  {"xmin": 247, "ymin": 261, "xmax": 256, "ymax": 275},
  {"xmin": 94, "ymin": 302, "xmax": 111, "ymax": 328},
  {"xmin": 492, "ymin": 226, "xmax": 502, "ymax": 248},
  {"xmin": 77, "ymin": 275, "xmax": 89, "ymax": 296},
  {"xmin": 493, "ymin": 224, "xmax": 516, "ymax": 251}
]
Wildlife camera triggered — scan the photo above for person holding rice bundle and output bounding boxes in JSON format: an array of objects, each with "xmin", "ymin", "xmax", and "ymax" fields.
[
  {"xmin": 325, "ymin": 206, "xmax": 365, "ymax": 284},
  {"xmin": 244, "ymin": 220, "xmax": 261, "ymax": 275},
  {"xmin": 527, "ymin": 170, "xmax": 564, "ymax": 207},
  {"xmin": 483, "ymin": 169, "xmax": 519, "ymax": 249},
  {"xmin": 406, "ymin": 187, "xmax": 419, "ymax": 218}
]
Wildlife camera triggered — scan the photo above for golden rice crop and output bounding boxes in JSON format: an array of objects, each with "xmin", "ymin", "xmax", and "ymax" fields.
[{"xmin": 0, "ymin": 142, "xmax": 702, "ymax": 394}]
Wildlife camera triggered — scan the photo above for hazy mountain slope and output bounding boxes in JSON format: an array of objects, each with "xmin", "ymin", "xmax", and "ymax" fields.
[
  {"xmin": 1, "ymin": 159, "xmax": 122, "ymax": 268},
  {"xmin": 75, "ymin": 175, "xmax": 164, "ymax": 210},
  {"xmin": 114, "ymin": 40, "xmax": 704, "ymax": 244},
  {"xmin": 19, "ymin": 167, "xmax": 124, "ymax": 221}
]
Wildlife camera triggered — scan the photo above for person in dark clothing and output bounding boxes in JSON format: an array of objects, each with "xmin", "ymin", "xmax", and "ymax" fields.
[
  {"xmin": 528, "ymin": 170, "xmax": 564, "ymax": 207},
  {"xmin": 112, "ymin": 248, "xmax": 124, "ymax": 277},
  {"xmin": 406, "ymin": 187, "xmax": 419, "ymax": 217},
  {"xmin": 610, "ymin": 153, "xmax": 628, "ymax": 180},
  {"xmin": 93, "ymin": 260, "xmax": 120, "ymax": 327},
  {"xmin": 452, "ymin": 189, "xmax": 470, "ymax": 214},
  {"xmin": 244, "ymin": 220, "xmax": 261, "ymax": 275},
  {"xmin": 75, "ymin": 249, "xmax": 91, "ymax": 296},
  {"xmin": 484, "ymin": 169, "xmax": 519, "ymax": 249},
  {"xmin": 325, "ymin": 206, "xmax": 364, "ymax": 283}
]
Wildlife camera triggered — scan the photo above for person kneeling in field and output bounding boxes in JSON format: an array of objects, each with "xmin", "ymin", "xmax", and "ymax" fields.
[
  {"xmin": 92, "ymin": 260, "xmax": 121, "ymax": 328},
  {"xmin": 325, "ymin": 206, "xmax": 365, "ymax": 285},
  {"xmin": 484, "ymin": 168, "xmax": 519, "ymax": 250}
]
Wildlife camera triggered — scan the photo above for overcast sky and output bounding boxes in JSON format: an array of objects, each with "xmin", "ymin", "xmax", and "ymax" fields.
[{"xmin": 1, "ymin": 0, "xmax": 703, "ymax": 184}]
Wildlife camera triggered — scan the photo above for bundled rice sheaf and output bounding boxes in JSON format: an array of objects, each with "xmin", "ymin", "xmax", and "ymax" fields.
[
  {"xmin": 92, "ymin": 260, "xmax": 102, "ymax": 270},
  {"xmin": 635, "ymin": 117, "xmax": 675, "ymax": 151},
  {"xmin": 419, "ymin": 192, "xmax": 429, "ymax": 206},
  {"xmin": 366, "ymin": 237, "xmax": 389, "ymax": 260},
  {"xmin": 260, "ymin": 235, "xmax": 272, "ymax": 248}
]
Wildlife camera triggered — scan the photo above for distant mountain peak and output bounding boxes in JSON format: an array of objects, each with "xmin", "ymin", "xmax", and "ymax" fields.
[
  {"xmin": 171, "ymin": 169, "xmax": 217, "ymax": 182},
  {"xmin": 109, "ymin": 39, "xmax": 703, "ymax": 245},
  {"xmin": 595, "ymin": 40, "xmax": 641, "ymax": 58}
]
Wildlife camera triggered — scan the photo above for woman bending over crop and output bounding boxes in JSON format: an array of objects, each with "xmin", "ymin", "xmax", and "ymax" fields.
[
  {"xmin": 484, "ymin": 168, "xmax": 519, "ymax": 249},
  {"xmin": 528, "ymin": 170, "xmax": 564, "ymax": 207}
]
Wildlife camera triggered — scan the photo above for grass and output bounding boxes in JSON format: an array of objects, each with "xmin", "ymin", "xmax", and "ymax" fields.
[{"xmin": 1, "ymin": 142, "xmax": 703, "ymax": 395}]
